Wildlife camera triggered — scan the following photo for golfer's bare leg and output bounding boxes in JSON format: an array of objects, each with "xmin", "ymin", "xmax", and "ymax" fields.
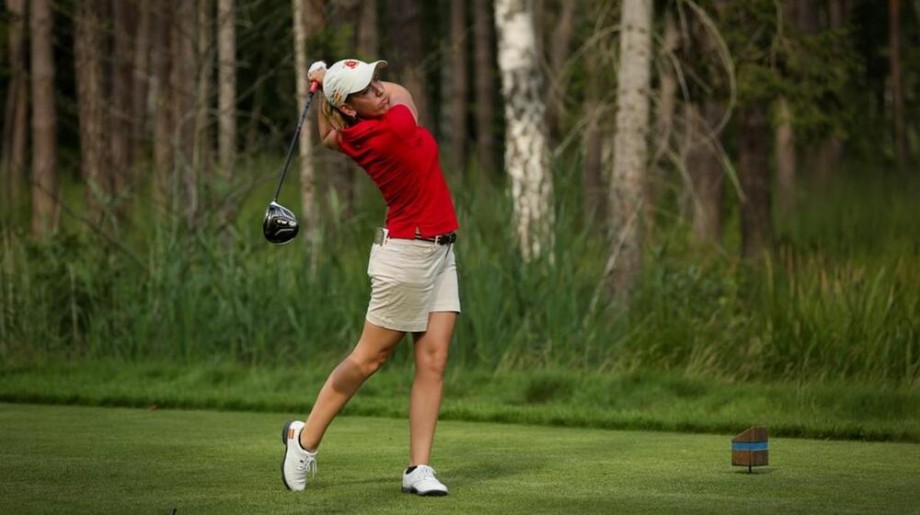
[
  {"xmin": 300, "ymin": 320, "xmax": 405, "ymax": 451},
  {"xmin": 408, "ymin": 311, "xmax": 456, "ymax": 466}
]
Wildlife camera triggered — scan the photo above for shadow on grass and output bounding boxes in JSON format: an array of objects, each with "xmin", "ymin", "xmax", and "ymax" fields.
[
  {"xmin": 450, "ymin": 459, "xmax": 536, "ymax": 484},
  {"xmin": 730, "ymin": 468, "xmax": 775, "ymax": 475}
]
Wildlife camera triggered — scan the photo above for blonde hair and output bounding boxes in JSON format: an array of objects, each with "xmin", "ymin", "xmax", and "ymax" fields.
[{"xmin": 321, "ymin": 100, "xmax": 351, "ymax": 131}]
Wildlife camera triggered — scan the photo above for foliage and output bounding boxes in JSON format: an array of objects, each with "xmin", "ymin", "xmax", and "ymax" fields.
[
  {"xmin": 705, "ymin": 0, "xmax": 861, "ymax": 141},
  {"xmin": 1, "ymin": 1, "xmax": 917, "ymax": 392},
  {"xmin": 1, "ymin": 163, "xmax": 917, "ymax": 387},
  {"xmin": 777, "ymin": 27, "xmax": 863, "ymax": 140}
]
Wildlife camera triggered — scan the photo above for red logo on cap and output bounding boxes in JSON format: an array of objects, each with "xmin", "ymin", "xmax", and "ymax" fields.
[{"xmin": 344, "ymin": 60, "xmax": 359, "ymax": 69}]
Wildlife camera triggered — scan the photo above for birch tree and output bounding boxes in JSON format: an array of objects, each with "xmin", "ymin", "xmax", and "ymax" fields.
[
  {"xmin": 608, "ymin": 0, "xmax": 653, "ymax": 306},
  {"xmin": 494, "ymin": 0, "xmax": 554, "ymax": 262}
]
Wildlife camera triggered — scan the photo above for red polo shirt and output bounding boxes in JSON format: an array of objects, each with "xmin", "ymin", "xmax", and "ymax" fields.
[{"xmin": 337, "ymin": 104, "xmax": 459, "ymax": 239}]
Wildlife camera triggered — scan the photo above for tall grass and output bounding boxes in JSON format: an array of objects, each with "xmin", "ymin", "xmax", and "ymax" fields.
[{"xmin": 1, "ymin": 164, "xmax": 917, "ymax": 386}]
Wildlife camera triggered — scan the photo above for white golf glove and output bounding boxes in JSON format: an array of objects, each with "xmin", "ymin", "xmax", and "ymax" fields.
[{"xmin": 308, "ymin": 61, "xmax": 327, "ymax": 91}]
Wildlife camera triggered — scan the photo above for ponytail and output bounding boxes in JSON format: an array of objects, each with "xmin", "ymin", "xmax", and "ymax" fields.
[{"xmin": 321, "ymin": 100, "xmax": 350, "ymax": 131}]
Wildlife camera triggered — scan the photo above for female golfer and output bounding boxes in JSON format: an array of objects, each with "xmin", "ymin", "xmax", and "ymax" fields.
[{"xmin": 280, "ymin": 58, "xmax": 459, "ymax": 497}]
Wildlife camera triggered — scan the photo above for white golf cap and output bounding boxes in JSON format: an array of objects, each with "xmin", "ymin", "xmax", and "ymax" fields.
[{"xmin": 323, "ymin": 59, "xmax": 388, "ymax": 108}]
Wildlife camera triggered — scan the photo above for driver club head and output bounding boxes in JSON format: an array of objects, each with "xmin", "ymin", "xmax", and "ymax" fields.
[{"xmin": 262, "ymin": 201, "xmax": 299, "ymax": 245}]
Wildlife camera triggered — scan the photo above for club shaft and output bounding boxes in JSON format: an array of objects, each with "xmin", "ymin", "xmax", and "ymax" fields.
[{"xmin": 273, "ymin": 82, "xmax": 319, "ymax": 202}]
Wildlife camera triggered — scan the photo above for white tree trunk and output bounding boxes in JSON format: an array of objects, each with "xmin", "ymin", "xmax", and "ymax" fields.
[
  {"xmin": 494, "ymin": 0, "xmax": 554, "ymax": 261},
  {"xmin": 608, "ymin": 0, "xmax": 653, "ymax": 306},
  {"xmin": 293, "ymin": 0, "xmax": 319, "ymax": 268}
]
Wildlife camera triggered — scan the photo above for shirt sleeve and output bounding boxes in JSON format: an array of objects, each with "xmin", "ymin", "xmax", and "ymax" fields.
[{"xmin": 386, "ymin": 104, "xmax": 418, "ymax": 139}]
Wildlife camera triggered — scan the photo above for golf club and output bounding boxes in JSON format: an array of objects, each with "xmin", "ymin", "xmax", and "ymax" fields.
[{"xmin": 263, "ymin": 81, "xmax": 319, "ymax": 245}]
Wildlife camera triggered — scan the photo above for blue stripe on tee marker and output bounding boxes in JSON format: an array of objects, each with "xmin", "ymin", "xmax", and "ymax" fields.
[{"xmin": 732, "ymin": 442, "xmax": 768, "ymax": 451}]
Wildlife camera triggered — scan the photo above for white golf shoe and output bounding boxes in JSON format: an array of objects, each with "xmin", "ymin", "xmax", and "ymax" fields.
[
  {"xmin": 280, "ymin": 420, "xmax": 316, "ymax": 491},
  {"xmin": 401, "ymin": 465, "xmax": 448, "ymax": 496}
]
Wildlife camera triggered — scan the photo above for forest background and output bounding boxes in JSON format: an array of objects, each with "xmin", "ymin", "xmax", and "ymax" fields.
[{"xmin": 0, "ymin": 0, "xmax": 918, "ymax": 440}]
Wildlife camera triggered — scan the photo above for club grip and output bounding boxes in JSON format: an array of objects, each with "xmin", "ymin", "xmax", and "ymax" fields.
[{"xmin": 309, "ymin": 81, "xmax": 319, "ymax": 93}]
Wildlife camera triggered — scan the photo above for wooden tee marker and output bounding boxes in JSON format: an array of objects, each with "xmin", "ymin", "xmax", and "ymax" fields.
[{"xmin": 732, "ymin": 427, "xmax": 768, "ymax": 473}]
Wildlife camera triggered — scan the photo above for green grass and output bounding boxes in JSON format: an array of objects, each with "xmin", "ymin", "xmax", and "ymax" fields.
[
  {"xmin": 1, "ymin": 165, "xmax": 917, "ymax": 384},
  {"xmin": 1, "ymin": 360, "xmax": 917, "ymax": 442},
  {"xmin": 1, "ymin": 403, "xmax": 918, "ymax": 514}
]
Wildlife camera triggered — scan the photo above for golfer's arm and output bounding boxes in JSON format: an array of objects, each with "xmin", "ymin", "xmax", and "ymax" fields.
[
  {"xmin": 316, "ymin": 109, "xmax": 341, "ymax": 151},
  {"xmin": 382, "ymin": 82, "xmax": 419, "ymax": 123}
]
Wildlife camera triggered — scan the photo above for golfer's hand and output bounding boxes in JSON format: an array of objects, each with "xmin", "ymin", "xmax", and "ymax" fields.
[{"xmin": 308, "ymin": 61, "xmax": 327, "ymax": 86}]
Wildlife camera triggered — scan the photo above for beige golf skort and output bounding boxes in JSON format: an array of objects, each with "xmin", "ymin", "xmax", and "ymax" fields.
[{"xmin": 365, "ymin": 230, "xmax": 460, "ymax": 333}]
